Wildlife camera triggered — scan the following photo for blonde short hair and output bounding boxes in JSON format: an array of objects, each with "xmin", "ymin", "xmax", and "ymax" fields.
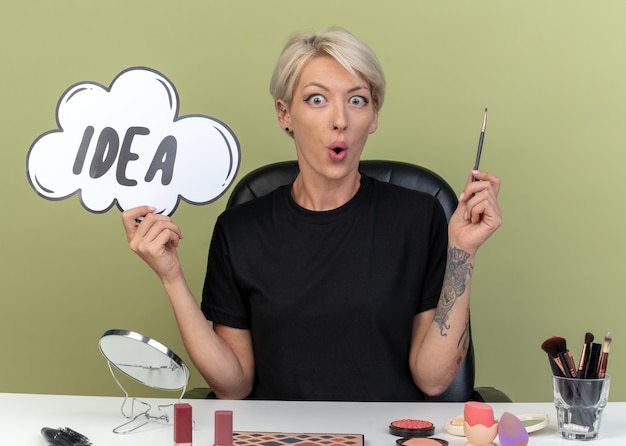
[{"xmin": 269, "ymin": 27, "xmax": 386, "ymax": 112}]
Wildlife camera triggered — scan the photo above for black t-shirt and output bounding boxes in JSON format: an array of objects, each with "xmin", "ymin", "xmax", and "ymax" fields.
[{"xmin": 201, "ymin": 174, "xmax": 448, "ymax": 401}]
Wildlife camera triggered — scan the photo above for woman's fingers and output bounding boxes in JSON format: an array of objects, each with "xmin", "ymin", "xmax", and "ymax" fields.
[{"xmin": 121, "ymin": 206, "xmax": 156, "ymax": 240}]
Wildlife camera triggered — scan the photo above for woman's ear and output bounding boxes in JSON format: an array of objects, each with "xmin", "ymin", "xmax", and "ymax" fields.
[
  {"xmin": 368, "ymin": 112, "xmax": 379, "ymax": 134},
  {"xmin": 276, "ymin": 100, "xmax": 290, "ymax": 127}
]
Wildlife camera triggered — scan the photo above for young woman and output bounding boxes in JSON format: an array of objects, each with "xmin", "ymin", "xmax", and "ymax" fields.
[{"xmin": 122, "ymin": 27, "xmax": 502, "ymax": 401}]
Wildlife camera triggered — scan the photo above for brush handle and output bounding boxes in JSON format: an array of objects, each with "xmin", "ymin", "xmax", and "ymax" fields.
[
  {"xmin": 564, "ymin": 350, "xmax": 578, "ymax": 378},
  {"xmin": 585, "ymin": 343, "xmax": 602, "ymax": 379},
  {"xmin": 474, "ymin": 133, "xmax": 484, "ymax": 170},
  {"xmin": 549, "ymin": 355, "xmax": 566, "ymax": 377},
  {"xmin": 547, "ymin": 357, "xmax": 562, "ymax": 376},
  {"xmin": 558, "ymin": 352, "xmax": 574, "ymax": 378},
  {"xmin": 577, "ymin": 343, "xmax": 591, "ymax": 375},
  {"xmin": 598, "ymin": 352, "xmax": 609, "ymax": 378}
]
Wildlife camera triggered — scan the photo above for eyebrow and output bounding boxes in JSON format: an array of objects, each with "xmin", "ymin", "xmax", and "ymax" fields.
[{"xmin": 303, "ymin": 82, "xmax": 370, "ymax": 94}]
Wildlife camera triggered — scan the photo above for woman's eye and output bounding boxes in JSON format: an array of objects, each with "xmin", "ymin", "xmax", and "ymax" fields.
[
  {"xmin": 306, "ymin": 94, "xmax": 326, "ymax": 105},
  {"xmin": 350, "ymin": 96, "xmax": 368, "ymax": 106}
]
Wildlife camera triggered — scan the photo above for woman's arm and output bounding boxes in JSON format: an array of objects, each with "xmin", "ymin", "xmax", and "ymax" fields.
[
  {"xmin": 409, "ymin": 170, "xmax": 502, "ymax": 396},
  {"xmin": 121, "ymin": 206, "xmax": 255, "ymax": 399}
]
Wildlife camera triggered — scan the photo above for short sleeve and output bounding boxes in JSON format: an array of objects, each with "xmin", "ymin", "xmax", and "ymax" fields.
[
  {"xmin": 201, "ymin": 216, "xmax": 251, "ymax": 329},
  {"xmin": 415, "ymin": 198, "xmax": 448, "ymax": 314}
]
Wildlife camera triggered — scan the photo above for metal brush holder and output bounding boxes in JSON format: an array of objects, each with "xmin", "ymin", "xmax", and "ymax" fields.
[{"xmin": 98, "ymin": 329, "xmax": 190, "ymax": 434}]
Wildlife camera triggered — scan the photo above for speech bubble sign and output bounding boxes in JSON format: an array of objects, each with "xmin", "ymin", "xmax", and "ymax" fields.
[{"xmin": 27, "ymin": 67, "xmax": 240, "ymax": 216}]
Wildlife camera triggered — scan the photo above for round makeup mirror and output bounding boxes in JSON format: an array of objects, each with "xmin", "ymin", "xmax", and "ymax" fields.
[{"xmin": 98, "ymin": 329, "xmax": 189, "ymax": 391}]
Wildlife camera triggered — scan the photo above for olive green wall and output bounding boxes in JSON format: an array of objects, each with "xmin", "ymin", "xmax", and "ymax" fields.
[{"xmin": 2, "ymin": 0, "xmax": 624, "ymax": 402}]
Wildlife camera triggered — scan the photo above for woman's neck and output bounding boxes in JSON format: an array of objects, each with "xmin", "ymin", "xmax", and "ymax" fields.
[{"xmin": 291, "ymin": 171, "xmax": 361, "ymax": 211}]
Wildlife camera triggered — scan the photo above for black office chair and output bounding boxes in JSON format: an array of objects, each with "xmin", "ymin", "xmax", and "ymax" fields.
[{"xmin": 185, "ymin": 160, "xmax": 510, "ymax": 402}]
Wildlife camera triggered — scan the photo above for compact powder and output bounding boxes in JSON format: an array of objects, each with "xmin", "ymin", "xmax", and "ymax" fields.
[
  {"xmin": 389, "ymin": 419, "xmax": 435, "ymax": 437},
  {"xmin": 396, "ymin": 438, "xmax": 449, "ymax": 446}
]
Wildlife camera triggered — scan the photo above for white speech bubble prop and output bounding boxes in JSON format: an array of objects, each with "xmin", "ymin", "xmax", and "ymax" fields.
[{"xmin": 27, "ymin": 67, "xmax": 240, "ymax": 216}]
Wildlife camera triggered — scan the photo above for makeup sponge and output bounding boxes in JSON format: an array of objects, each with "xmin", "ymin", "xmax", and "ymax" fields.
[
  {"xmin": 464, "ymin": 401, "xmax": 496, "ymax": 427},
  {"xmin": 498, "ymin": 412, "xmax": 529, "ymax": 446},
  {"xmin": 463, "ymin": 402, "xmax": 498, "ymax": 445}
]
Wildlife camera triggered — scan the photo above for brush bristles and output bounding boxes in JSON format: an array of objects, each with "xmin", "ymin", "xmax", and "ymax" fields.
[
  {"xmin": 602, "ymin": 332, "xmax": 612, "ymax": 353},
  {"xmin": 60, "ymin": 428, "xmax": 92, "ymax": 446},
  {"xmin": 541, "ymin": 336, "xmax": 567, "ymax": 357},
  {"xmin": 543, "ymin": 332, "xmax": 612, "ymax": 379}
]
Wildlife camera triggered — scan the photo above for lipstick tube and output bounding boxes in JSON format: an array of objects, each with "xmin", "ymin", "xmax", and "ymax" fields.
[
  {"xmin": 174, "ymin": 403, "xmax": 193, "ymax": 446},
  {"xmin": 215, "ymin": 410, "xmax": 233, "ymax": 446}
]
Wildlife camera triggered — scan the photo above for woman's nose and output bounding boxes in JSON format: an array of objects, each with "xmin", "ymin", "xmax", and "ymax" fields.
[{"xmin": 331, "ymin": 106, "xmax": 347, "ymax": 130}]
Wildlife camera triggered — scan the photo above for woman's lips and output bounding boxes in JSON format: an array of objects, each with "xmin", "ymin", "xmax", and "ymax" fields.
[
  {"xmin": 328, "ymin": 142, "xmax": 348, "ymax": 161},
  {"xmin": 329, "ymin": 146, "xmax": 347, "ymax": 161}
]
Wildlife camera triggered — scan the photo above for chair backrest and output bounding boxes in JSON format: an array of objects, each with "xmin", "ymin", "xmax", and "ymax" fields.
[{"xmin": 226, "ymin": 159, "xmax": 475, "ymax": 401}]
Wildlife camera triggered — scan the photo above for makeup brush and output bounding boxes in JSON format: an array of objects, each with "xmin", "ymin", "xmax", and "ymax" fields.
[
  {"xmin": 541, "ymin": 336, "xmax": 566, "ymax": 377},
  {"xmin": 543, "ymin": 336, "xmax": 578, "ymax": 377},
  {"xmin": 577, "ymin": 332, "xmax": 594, "ymax": 378},
  {"xmin": 563, "ymin": 348, "xmax": 578, "ymax": 378},
  {"xmin": 586, "ymin": 343, "xmax": 602, "ymax": 379},
  {"xmin": 472, "ymin": 108, "xmax": 487, "ymax": 182},
  {"xmin": 597, "ymin": 332, "xmax": 612, "ymax": 379}
]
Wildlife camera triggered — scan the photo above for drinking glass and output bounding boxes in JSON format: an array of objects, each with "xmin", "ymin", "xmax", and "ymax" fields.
[{"xmin": 552, "ymin": 375, "xmax": 610, "ymax": 441}]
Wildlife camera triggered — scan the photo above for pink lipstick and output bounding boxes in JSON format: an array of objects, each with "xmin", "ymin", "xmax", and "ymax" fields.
[
  {"xmin": 214, "ymin": 410, "xmax": 233, "ymax": 446},
  {"xmin": 174, "ymin": 403, "xmax": 192, "ymax": 446}
]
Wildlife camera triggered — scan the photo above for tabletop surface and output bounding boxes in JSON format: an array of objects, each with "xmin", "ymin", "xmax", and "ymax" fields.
[{"xmin": 1, "ymin": 392, "xmax": 623, "ymax": 445}]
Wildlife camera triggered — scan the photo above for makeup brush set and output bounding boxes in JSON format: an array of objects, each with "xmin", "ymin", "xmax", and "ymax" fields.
[
  {"xmin": 541, "ymin": 332, "xmax": 612, "ymax": 379},
  {"xmin": 542, "ymin": 332, "xmax": 612, "ymax": 438}
]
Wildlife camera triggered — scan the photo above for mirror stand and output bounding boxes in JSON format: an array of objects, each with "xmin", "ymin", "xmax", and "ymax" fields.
[
  {"xmin": 104, "ymin": 359, "xmax": 187, "ymax": 434},
  {"xmin": 99, "ymin": 329, "xmax": 191, "ymax": 434}
]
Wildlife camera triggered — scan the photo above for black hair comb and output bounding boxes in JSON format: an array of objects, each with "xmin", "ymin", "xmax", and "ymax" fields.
[{"xmin": 41, "ymin": 427, "xmax": 92, "ymax": 446}]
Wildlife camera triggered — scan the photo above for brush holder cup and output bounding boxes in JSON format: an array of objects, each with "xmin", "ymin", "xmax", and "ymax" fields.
[{"xmin": 552, "ymin": 375, "xmax": 610, "ymax": 441}]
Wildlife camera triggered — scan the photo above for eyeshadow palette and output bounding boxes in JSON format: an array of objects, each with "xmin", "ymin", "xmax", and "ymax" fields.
[{"xmin": 233, "ymin": 431, "xmax": 364, "ymax": 445}]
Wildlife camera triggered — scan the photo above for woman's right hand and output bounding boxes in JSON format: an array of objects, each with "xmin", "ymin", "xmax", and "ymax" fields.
[{"xmin": 121, "ymin": 206, "xmax": 185, "ymax": 282}]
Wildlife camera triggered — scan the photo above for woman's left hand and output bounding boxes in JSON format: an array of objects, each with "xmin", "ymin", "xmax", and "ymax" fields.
[{"xmin": 448, "ymin": 170, "xmax": 502, "ymax": 254}]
